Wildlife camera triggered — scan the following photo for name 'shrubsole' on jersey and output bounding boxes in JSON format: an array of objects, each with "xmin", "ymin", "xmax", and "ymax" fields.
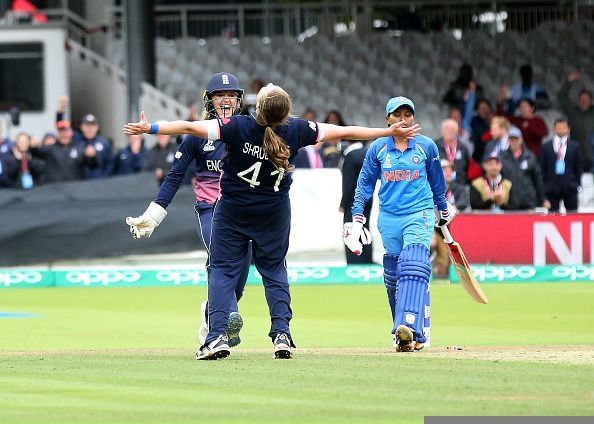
[{"xmin": 243, "ymin": 143, "xmax": 269, "ymax": 160}]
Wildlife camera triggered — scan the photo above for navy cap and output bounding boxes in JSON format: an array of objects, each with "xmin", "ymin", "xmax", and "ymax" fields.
[
  {"xmin": 205, "ymin": 72, "xmax": 242, "ymax": 95},
  {"xmin": 386, "ymin": 96, "xmax": 415, "ymax": 116},
  {"xmin": 483, "ymin": 151, "xmax": 502, "ymax": 163},
  {"xmin": 508, "ymin": 127, "xmax": 522, "ymax": 138}
]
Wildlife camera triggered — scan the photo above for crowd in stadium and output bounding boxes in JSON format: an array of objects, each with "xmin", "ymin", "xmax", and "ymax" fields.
[{"xmin": 1, "ymin": 64, "xmax": 593, "ymax": 216}]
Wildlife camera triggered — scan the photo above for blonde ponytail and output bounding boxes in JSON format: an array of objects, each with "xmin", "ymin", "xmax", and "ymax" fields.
[{"xmin": 256, "ymin": 85, "xmax": 294, "ymax": 172}]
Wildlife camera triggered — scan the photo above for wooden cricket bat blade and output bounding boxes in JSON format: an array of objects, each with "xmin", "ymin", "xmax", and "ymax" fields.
[{"xmin": 445, "ymin": 241, "xmax": 488, "ymax": 304}]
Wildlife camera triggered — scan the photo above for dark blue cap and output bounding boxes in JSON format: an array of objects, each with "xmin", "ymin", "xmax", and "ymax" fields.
[{"xmin": 205, "ymin": 72, "xmax": 242, "ymax": 95}]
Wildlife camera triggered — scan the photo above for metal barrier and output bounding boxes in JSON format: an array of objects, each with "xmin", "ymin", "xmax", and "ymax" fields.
[{"xmin": 101, "ymin": 1, "xmax": 592, "ymax": 40}]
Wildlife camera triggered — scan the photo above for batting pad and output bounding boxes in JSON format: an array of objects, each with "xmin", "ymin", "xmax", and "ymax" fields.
[
  {"xmin": 383, "ymin": 254, "xmax": 399, "ymax": 322},
  {"xmin": 394, "ymin": 244, "xmax": 431, "ymax": 342}
]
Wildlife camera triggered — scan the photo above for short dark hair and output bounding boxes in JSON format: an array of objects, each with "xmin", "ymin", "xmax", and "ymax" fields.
[
  {"xmin": 554, "ymin": 117, "xmax": 569, "ymax": 127},
  {"xmin": 579, "ymin": 88, "xmax": 593, "ymax": 99},
  {"xmin": 519, "ymin": 97, "xmax": 535, "ymax": 108}
]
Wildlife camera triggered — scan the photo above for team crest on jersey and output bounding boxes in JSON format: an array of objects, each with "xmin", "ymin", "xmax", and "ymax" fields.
[
  {"xmin": 175, "ymin": 150, "xmax": 183, "ymax": 159},
  {"xmin": 412, "ymin": 155, "xmax": 421, "ymax": 164},
  {"xmin": 203, "ymin": 140, "xmax": 215, "ymax": 151},
  {"xmin": 383, "ymin": 154, "xmax": 392, "ymax": 168}
]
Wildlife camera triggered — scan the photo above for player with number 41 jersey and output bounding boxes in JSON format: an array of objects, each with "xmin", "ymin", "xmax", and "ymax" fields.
[{"xmin": 124, "ymin": 84, "xmax": 419, "ymax": 360}]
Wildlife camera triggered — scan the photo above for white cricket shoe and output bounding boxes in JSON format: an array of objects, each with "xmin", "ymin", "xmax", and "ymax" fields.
[{"xmin": 196, "ymin": 334, "xmax": 230, "ymax": 360}]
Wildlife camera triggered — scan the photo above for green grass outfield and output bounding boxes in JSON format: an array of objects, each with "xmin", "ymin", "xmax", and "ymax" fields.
[{"xmin": 1, "ymin": 283, "xmax": 593, "ymax": 423}]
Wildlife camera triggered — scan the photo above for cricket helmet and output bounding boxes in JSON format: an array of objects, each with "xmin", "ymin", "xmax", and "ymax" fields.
[{"xmin": 203, "ymin": 72, "xmax": 244, "ymax": 119}]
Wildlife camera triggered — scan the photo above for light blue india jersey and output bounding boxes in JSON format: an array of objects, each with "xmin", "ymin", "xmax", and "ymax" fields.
[{"xmin": 351, "ymin": 134, "xmax": 448, "ymax": 217}]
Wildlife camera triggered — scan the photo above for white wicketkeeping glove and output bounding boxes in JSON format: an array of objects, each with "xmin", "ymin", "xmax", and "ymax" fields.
[
  {"xmin": 125, "ymin": 202, "xmax": 167, "ymax": 239},
  {"xmin": 343, "ymin": 215, "xmax": 372, "ymax": 255},
  {"xmin": 434, "ymin": 202, "xmax": 457, "ymax": 227}
]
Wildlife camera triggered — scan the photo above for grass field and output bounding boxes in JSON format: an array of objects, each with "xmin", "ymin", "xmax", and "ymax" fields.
[{"xmin": 1, "ymin": 283, "xmax": 593, "ymax": 423}]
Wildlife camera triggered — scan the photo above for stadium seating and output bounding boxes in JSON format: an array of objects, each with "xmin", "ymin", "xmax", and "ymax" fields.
[{"xmin": 107, "ymin": 21, "xmax": 593, "ymax": 138}]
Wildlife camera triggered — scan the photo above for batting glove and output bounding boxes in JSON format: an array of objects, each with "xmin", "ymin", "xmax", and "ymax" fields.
[
  {"xmin": 125, "ymin": 202, "xmax": 167, "ymax": 239},
  {"xmin": 343, "ymin": 215, "xmax": 372, "ymax": 255},
  {"xmin": 434, "ymin": 202, "xmax": 457, "ymax": 227}
]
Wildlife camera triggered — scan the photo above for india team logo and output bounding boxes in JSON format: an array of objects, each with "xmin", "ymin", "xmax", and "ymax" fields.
[
  {"xmin": 384, "ymin": 154, "xmax": 392, "ymax": 168},
  {"xmin": 412, "ymin": 155, "xmax": 421, "ymax": 164}
]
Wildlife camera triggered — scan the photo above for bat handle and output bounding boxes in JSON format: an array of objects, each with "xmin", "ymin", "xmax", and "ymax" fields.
[{"xmin": 440, "ymin": 225, "xmax": 454, "ymax": 244}]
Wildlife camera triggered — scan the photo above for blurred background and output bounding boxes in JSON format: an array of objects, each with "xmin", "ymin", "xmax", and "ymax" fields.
[{"xmin": 1, "ymin": 0, "xmax": 593, "ymax": 275}]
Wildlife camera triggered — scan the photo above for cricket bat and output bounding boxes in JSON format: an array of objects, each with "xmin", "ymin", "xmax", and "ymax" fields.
[{"xmin": 440, "ymin": 225, "xmax": 488, "ymax": 304}]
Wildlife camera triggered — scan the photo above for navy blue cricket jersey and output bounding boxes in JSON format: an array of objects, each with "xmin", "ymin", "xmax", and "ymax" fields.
[
  {"xmin": 211, "ymin": 115, "xmax": 321, "ymax": 214},
  {"xmin": 155, "ymin": 135, "xmax": 227, "ymax": 208}
]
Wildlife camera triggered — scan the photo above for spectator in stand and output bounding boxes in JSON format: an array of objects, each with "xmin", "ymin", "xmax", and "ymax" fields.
[
  {"xmin": 435, "ymin": 118, "xmax": 471, "ymax": 185},
  {"xmin": 0, "ymin": 131, "xmax": 14, "ymax": 156},
  {"xmin": 470, "ymin": 152, "xmax": 512, "ymax": 211},
  {"xmin": 559, "ymin": 71, "xmax": 594, "ymax": 172},
  {"xmin": 500, "ymin": 127, "xmax": 548, "ymax": 210},
  {"xmin": 339, "ymin": 141, "xmax": 373, "ymax": 264},
  {"xmin": 319, "ymin": 110, "xmax": 345, "ymax": 167},
  {"xmin": 447, "ymin": 106, "xmax": 473, "ymax": 155},
  {"xmin": 114, "ymin": 134, "xmax": 147, "ymax": 175},
  {"xmin": 430, "ymin": 159, "xmax": 469, "ymax": 277},
  {"xmin": 501, "ymin": 64, "xmax": 551, "ymax": 114},
  {"xmin": 56, "ymin": 96, "xmax": 114, "ymax": 178},
  {"xmin": 442, "ymin": 63, "xmax": 484, "ymax": 128},
  {"xmin": 303, "ymin": 107, "xmax": 317, "ymax": 121},
  {"xmin": 496, "ymin": 96, "xmax": 548, "ymax": 158},
  {"xmin": 3, "ymin": 132, "xmax": 45, "ymax": 189},
  {"xmin": 470, "ymin": 98, "xmax": 494, "ymax": 163},
  {"xmin": 31, "ymin": 120, "xmax": 98, "ymax": 183},
  {"xmin": 482, "ymin": 116, "xmax": 511, "ymax": 162},
  {"xmin": 241, "ymin": 78, "xmax": 265, "ymax": 116},
  {"xmin": 540, "ymin": 118, "xmax": 582, "ymax": 213},
  {"xmin": 142, "ymin": 134, "xmax": 177, "ymax": 186},
  {"xmin": 42, "ymin": 132, "xmax": 57, "ymax": 146},
  {"xmin": 10, "ymin": 0, "xmax": 47, "ymax": 24},
  {"xmin": 74, "ymin": 113, "xmax": 114, "ymax": 178}
]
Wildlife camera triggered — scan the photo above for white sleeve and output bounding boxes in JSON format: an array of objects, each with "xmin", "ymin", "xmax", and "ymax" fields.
[{"xmin": 205, "ymin": 120, "xmax": 220, "ymax": 141}]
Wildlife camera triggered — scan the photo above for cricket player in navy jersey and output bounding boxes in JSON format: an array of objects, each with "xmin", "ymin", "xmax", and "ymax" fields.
[
  {"xmin": 125, "ymin": 72, "xmax": 249, "ymax": 347},
  {"xmin": 124, "ymin": 85, "xmax": 419, "ymax": 360},
  {"xmin": 344, "ymin": 97, "xmax": 457, "ymax": 352}
]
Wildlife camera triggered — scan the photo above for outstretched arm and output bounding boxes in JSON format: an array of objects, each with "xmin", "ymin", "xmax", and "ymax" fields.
[
  {"xmin": 318, "ymin": 121, "xmax": 420, "ymax": 143},
  {"xmin": 124, "ymin": 112, "xmax": 214, "ymax": 139}
]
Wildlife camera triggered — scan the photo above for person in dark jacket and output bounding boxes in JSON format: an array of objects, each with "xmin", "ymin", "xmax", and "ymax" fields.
[
  {"xmin": 500, "ymin": 127, "xmax": 548, "ymax": 210},
  {"xmin": 142, "ymin": 134, "xmax": 177, "ymax": 186},
  {"xmin": 339, "ymin": 141, "xmax": 373, "ymax": 264},
  {"xmin": 540, "ymin": 118, "xmax": 583, "ymax": 213},
  {"xmin": 56, "ymin": 96, "xmax": 114, "ymax": 178},
  {"xmin": 435, "ymin": 118, "xmax": 471, "ymax": 185},
  {"xmin": 470, "ymin": 152, "xmax": 513, "ymax": 211},
  {"xmin": 31, "ymin": 120, "xmax": 98, "ymax": 183},
  {"xmin": 114, "ymin": 134, "xmax": 147, "ymax": 175},
  {"xmin": 3, "ymin": 132, "xmax": 45, "ymax": 189}
]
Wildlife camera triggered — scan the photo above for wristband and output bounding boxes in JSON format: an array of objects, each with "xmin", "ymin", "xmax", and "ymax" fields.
[
  {"xmin": 353, "ymin": 215, "xmax": 366, "ymax": 224},
  {"xmin": 148, "ymin": 123, "xmax": 159, "ymax": 134}
]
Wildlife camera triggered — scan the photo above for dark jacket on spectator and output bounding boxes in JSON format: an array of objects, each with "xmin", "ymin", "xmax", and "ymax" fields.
[
  {"xmin": 540, "ymin": 138, "xmax": 582, "ymax": 197},
  {"xmin": 469, "ymin": 176, "xmax": 512, "ymax": 210},
  {"xmin": 500, "ymin": 148, "xmax": 545, "ymax": 209},
  {"xmin": 559, "ymin": 81, "xmax": 594, "ymax": 171},
  {"xmin": 142, "ymin": 142, "xmax": 178, "ymax": 185},
  {"xmin": 73, "ymin": 133, "xmax": 114, "ymax": 179},
  {"xmin": 446, "ymin": 180, "xmax": 470, "ymax": 211},
  {"xmin": 3, "ymin": 151, "xmax": 45, "ymax": 189},
  {"xmin": 31, "ymin": 143, "xmax": 98, "ymax": 183},
  {"xmin": 114, "ymin": 145, "xmax": 147, "ymax": 175},
  {"xmin": 435, "ymin": 138, "xmax": 471, "ymax": 185}
]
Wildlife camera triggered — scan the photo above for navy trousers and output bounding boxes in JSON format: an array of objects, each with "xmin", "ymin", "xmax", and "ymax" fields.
[
  {"xmin": 195, "ymin": 201, "xmax": 250, "ymax": 312},
  {"xmin": 205, "ymin": 203, "xmax": 292, "ymax": 344}
]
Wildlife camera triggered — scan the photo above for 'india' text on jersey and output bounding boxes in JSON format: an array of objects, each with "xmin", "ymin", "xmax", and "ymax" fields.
[{"xmin": 352, "ymin": 134, "xmax": 448, "ymax": 217}]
